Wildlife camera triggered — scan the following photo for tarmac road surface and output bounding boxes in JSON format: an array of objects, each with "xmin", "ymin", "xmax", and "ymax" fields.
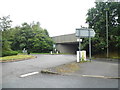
[{"xmin": 1, "ymin": 54, "xmax": 119, "ymax": 88}]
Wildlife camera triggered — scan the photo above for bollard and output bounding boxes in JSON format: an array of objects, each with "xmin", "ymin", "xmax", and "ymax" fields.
[
  {"xmin": 56, "ymin": 51, "xmax": 58, "ymax": 54},
  {"xmin": 77, "ymin": 51, "xmax": 86, "ymax": 62},
  {"xmin": 50, "ymin": 51, "xmax": 53, "ymax": 54},
  {"xmin": 77, "ymin": 51, "xmax": 80, "ymax": 62}
]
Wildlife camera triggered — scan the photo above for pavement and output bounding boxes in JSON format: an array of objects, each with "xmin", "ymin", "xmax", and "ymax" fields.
[
  {"xmin": 45, "ymin": 60, "xmax": 119, "ymax": 78},
  {"xmin": 0, "ymin": 54, "xmax": 119, "ymax": 88},
  {"xmin": 75, "ymin": 60, "xmax": 118, "ymax": 77},
  {"xmin": 93, "ymin": 58, "xmax": 120, "ymax": 64}
]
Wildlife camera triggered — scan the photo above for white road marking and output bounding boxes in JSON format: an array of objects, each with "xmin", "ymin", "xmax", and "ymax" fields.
[
  {"xmin": 82, "ymin": 75, "xmax": 105, "ymax": 78},
  {"xmin": 82, "ymin": 75, "xmax": 120, "ymax": 79},
  {"xmin": 20, "ymin": 72, "xmax": 39, "ymax": 78}
]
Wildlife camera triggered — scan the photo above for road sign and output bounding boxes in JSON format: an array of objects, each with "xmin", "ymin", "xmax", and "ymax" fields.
[
  {"xmin": 77, "ymin": 39, "xmax": 82, "ymax": 42},
  {"xmin": 53, "ymin": 44, "xmax": 56, "ymax": 48},
  {"xmin": 75, "ymin": 28, "xmax": 95, "ymax": 62},
  {"xmin": 75, "ymin": 28, "xmax": 95, "ymax": 38}
]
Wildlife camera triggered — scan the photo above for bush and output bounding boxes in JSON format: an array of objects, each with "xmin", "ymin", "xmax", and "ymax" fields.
[{"xmin": 2, "ymin": 51, "xmax": 18, "ymax": 57}]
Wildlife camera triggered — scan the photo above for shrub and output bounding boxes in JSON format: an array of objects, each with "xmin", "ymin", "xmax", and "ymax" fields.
[{"xmin": 2, "ymin": 51, "xmax": 18, "ymax": 57}]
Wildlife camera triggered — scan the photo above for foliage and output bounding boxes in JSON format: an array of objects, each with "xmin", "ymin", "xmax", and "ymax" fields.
[
  {"xmin": 9, "ymin": 22, "xmax": 54, "ymax": 53},
  {"xmin": 0, "ymin": 55, "xmax": 35, "ymax": 61},
  {"xmin": 0, "ymin": 15, "xmax": 15, "ymax": 57},
  {"xmin": 0, "ymin": 15, "xmax": 12, "ymax": 31},
  {"xmin": 1, "ymin": 15, "xmax": 54, "ymax": 56},
  {"xmin": 2, "ymin": 50, "xmax": 18, "ymax": 57},
  {"xmin": 85, "ymin": 2, "xmax": 120, "ymax": 55}
]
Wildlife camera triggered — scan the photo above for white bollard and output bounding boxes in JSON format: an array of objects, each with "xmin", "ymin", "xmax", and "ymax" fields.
[
  {"xmin": 50, "ymin": 51, "xmax": 53, "ymax": 54},
  {"xmin": 77, "ymin": 51, "xmax": 86, "ymax": 62},
  {"xmin": 77, "ymin": 51, "xmax": 80, "ymax": 62},
  {"xmin": 56, "ymin": 51, "xmax": 58, "ymax": 54}
]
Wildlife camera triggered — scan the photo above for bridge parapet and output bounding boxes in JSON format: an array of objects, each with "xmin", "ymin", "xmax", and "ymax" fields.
[{"xmin": 52, "ymin": 33, "xmax": 78, "ymax": 44}]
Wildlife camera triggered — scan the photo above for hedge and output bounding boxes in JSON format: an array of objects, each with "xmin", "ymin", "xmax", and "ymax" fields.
[{"xmin": 2, "ymin": 51, "xmax": 18, "ymax": 57}]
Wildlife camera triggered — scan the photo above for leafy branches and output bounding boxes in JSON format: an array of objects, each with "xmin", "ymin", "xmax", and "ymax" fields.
[
  {"xmin": 1, "ymin": 15, "xmax": 54, "ymax": 56},
  {"xmin": 85, "ymin": 2, "xmax": 120, "ymax": 54},
  {"xmin": 10, "ymin": 22, "xmax": 53, "ymax": 53}
]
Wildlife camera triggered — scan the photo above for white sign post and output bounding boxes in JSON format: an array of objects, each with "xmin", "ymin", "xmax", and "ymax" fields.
[{"xmin": 75, "ymin": 28, "xmax": 95, "ymax": 62}]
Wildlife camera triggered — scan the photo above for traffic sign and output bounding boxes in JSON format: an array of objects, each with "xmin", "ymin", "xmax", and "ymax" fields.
[
  {"xmin": 75, "ymin": 28, "xmax": 95, "ymax": 38},
  {"xmin": 75, "ymin": 28, "xmax": 96, "ymax": 62},
  {"xmin": 77, "ymin": 39, "xmax": 82, "ymax": 42}
]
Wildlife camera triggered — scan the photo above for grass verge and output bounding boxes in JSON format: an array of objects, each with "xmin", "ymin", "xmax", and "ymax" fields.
[
  {"xmin": 56, "ymin": 63, "xmax": 80, "ymax": 73},
  {"xmin": 0, "ymin": 55, "xmax": 36, "ymax": 62},
  {"xmin": 43, "ymin": 60, "xmax": 91, "ymax": 74}
]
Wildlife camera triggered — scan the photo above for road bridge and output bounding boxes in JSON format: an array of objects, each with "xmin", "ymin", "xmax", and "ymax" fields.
[{"xmin": 52, "ymin": 33, "xmax": 79, "ymax": 54}]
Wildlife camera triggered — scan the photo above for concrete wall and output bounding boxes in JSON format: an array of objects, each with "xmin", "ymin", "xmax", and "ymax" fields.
[
  {"xmin": 52, "ymin": 33, "xmax": 79, "ymax": 54},
  {"xmin": 56, "ymin": 43, "xmax": 78, "ymax": 54},
  {"xmin": 52, "ymin": 33, "xmax": 77, "ymax": 43}
]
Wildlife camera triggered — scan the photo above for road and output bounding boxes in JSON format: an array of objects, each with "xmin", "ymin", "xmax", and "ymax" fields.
[{"xmin": 1, "ymin": 54, "xmax": 119, "ymax": 88}]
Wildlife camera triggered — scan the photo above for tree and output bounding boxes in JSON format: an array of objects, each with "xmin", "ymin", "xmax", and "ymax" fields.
[
  {"xmin": 0, "ymin": 15, "xmax": 12, "ymax": 51},
  {"xmin": 0, "ymin": 15, "xmax": 18, "ymax": 56},
  {"xmin": 85, "ymin": 2, "xmax": 120, "ymax": 55},
  {"xmin": 44, "ymin": 29, "xmax": 49, "ymax": 36},
  {"xmin": 10, "ymin": 22, "xmax": 53, "ymax": 53},
  {"xmin": 0, "ymin": 15, "xmax": 12, "ymax": 31}
]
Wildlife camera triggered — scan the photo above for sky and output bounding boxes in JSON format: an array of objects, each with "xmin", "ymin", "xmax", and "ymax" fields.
[{"xmin": 0, "ymin": 0, "xmax": 95, "ymax": 37}]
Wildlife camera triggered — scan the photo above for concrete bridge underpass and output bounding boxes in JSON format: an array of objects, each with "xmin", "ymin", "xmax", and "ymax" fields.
[{"xmin": 52, "ymin": 33, "xmax": 79, "ymax": 54}]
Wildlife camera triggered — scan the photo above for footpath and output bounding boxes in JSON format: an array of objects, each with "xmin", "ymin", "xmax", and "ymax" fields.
[{"xmin": 41, "ymin": 58, "xmax": 119, "ymax": 79}]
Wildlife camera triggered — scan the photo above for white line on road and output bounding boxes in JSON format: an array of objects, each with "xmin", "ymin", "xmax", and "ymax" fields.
[
  {"xmin": 82, "ymin": 75, "xmax": 120, "ymax": 79},
  {"xmin": 20, "ymin": 72, "xmax": 39, "ymax": 78},
  {"xmin": 82, "ymin": 75, "xmax": 105, "ymax": 78}
]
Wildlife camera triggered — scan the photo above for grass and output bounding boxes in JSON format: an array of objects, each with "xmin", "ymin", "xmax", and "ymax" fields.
[
  {"xmin": 112, "ymin": 57, "xmax": 120, "ymax": 59},
  {"xmin": 79, "ymin": 60, "xmax": 92, "ymax": 63},
  {"xmin": 54, "ymin": 63, "xmax": 80, "ymax": 73},
  {"xmin": 0, "ymin": 55, "xmax": 36, "ymax": 62},
  {"xmin": 93, "ymin": 51, "xmax": 120, "ymax": 59},
  {"xmin": 47, "ymin": 60, "xmax": 90, "ymax": 74}
]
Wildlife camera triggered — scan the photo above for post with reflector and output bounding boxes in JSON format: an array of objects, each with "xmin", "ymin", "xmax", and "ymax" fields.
[{"xmin": 75, "ymin": 28, "xmax": 95, "ymax": 61}]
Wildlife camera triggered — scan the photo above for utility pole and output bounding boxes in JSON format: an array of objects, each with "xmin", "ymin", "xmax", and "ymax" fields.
[{"xmin": 106, "ymin": 2, "xmax": 109, "ymax": 58}]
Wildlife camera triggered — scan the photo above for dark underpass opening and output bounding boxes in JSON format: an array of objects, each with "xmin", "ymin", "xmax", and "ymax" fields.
[{"xmin": 56, "ymin": 43, "xmax": 79, "ymax": 54}]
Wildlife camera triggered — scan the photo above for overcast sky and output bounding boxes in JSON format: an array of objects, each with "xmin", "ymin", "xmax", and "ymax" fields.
[{"xmin": 0, "ymin": 0, "xmax": 95, "ymax": 36}]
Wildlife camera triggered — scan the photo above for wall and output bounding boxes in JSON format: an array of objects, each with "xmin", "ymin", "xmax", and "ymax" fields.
[
  {"xmin": 52, "ymin": 33, "xmax": 79, "ymax": 54},
  {"xmin": 56, "ymin": 43, "xmax": 78, "ymax": 54},
  {"xmin": 52, "ymin": 33, "xmax": 77, "ymax": 43}
]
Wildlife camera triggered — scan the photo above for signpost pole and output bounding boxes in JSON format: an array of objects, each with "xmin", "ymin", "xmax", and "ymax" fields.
[
  {"xmin": 89, "ymin": 29, "xmax": 91, "ymax": 61},
  {"xmin": 79, "ymin": 30, "xmax": 81, "ymax": 62},
  {"xmin": 106, "ymin": 8, "xmax": 109, "ymax": 58},
  {"xmin": 76, "ymin": 28, "xmax": 95, "ymax": 62}
]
